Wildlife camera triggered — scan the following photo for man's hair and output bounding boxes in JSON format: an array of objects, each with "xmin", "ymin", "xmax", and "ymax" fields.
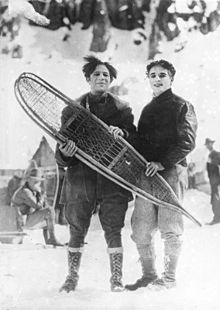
[
  {"xmin": 146, "ymin": 59, "xmax": 176, "ymax": 79},
  {"xmin": 82, "ymin": 55, "xmax": 117, "ymax": 82}
]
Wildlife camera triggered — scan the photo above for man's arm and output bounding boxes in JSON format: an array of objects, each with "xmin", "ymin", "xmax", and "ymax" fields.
[
  {"xmin": 160, "ymin": 102, "xmax": 198, "ymax": 169},
  {"xmin": 21, "ymin": 188, "xmax": 43, "ymax": 210},
  {"xmin": 113, "ymin": 102, "xmax": 137, "ymax": 146}
]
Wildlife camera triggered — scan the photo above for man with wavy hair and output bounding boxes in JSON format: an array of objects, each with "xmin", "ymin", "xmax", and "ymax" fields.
[
  {"xmin": 126, "ymin": 59, "xmax": 197, "ymax": 291},
  {"xmin": 56, "ymin": 55, "xmax": 136, "ymax": 293}
]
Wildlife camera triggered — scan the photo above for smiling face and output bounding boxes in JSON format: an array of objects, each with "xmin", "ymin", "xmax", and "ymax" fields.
[
  {"xmin": 87, "ymin": 64, "xmax": 111, "ymax": 95},
  {"xmin": 148, "ymin": 65, "xmax": 173, "ymax": 97}
]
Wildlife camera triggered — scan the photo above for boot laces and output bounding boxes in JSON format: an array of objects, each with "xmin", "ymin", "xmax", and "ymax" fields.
[
  {"xmin": 111, "ymin": 253, "xmax": 122, "ymax": 282},
  {"xmin": 69, "ymin": 252, "xmax": 81, "ymax": 276}
]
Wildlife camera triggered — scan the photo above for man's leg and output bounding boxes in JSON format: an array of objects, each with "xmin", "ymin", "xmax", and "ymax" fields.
[
  {"xmin": 43, "ymin": 207, "xmax": 63, "ymax": 246},
  {"xmin": 24, "ymin": 207, "xmax": 63, "ymax": 246},
  {"xmin": 149, "ymin": 165, "xmax": 186, "ymax": 290},
  {"xmin": 59, "ymin": 247, "xmax": 83, "ymax": 293},
  {"xmin": 60, "ymin": 165, "xmax": 97, "ymax": 292},
  {"xmin": 59, "ymin": 200, "xmax": 95, "ymax": 292},
  {"xmin": 209, "ymin": 186, "xmax": 220, "ymax": 224},
  {"xmin": 99, "ymin": 191, "xmax": 128, "ymax": 292},
  {"xmin": 125, "ymin": 196, "xmax": 158, "ymax": 291},
  {"xmin": 148, "ymin": 210, "xmax": 183, "ymax": 289}
]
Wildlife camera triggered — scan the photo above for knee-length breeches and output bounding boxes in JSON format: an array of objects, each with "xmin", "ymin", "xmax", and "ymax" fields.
[
  {"xmin": 131, "ymin": 164, "xmax": 188, "ymax": 246},
  {"xmin": 64, "ymin": 164, "xmax": 129, "ymax": 248}
]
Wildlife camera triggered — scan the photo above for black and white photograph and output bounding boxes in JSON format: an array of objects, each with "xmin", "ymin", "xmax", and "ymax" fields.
[{"xmin": 0, "ymin": 1, "xmax": 220, "ymax": 309}]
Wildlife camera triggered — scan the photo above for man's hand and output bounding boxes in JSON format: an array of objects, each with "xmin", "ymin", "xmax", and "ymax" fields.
[
  {"xmin": 145, "ymin": 161, "xmax": 164, "ymax": 177},
  {"xmin": 109, "ymin": 125, "xmax": 124, "ymax": 139},
  {"xmin": 8, "ymin": 0, "xmax": 50, "ymax": 26},
  {"xmin": 59, "ymin": 140, "xmax": 78, "ymax": 157}
]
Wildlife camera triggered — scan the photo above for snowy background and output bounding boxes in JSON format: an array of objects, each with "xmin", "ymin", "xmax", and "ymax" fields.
[
  {"xmin": 1, "ymin": 3, "xmax": 220, "ymax": 310},
  {"xmin": 1, "ymin": 190, "xmax": 220, "ymax": 310},
  {"xmin": 1, "ymin": 15, "xmax": 220, "ymax": 169}
]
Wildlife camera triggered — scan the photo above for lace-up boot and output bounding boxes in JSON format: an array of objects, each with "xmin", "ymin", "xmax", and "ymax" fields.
[
  {"xmin": 60, "ymin": 249, "xmax": 82, "ymax": 293},
  {"xmin": 109, "ymin": 248, "xmax": 124, "ymax": 292}
]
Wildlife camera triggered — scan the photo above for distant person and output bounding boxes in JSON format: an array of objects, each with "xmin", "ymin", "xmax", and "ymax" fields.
[
  {"xmin": 55, "ymin": 55, "xmax": 136, "ymax": 293},
  {"xmin": 187, "ymin": 162, "xmax": 196, "ymax": 189},
  {"xmin": 11, "ymin": 167, "xmax": 63, "ymax": 247},
  {"xmin": 205, "ymin": 138, "xmax": 220, "ymax": 225},
  {"xmin": 125, "ymin": 59, "xmax": 197, "ymax": 291},
  {"xmin": 6, "ymin": 171, "xmax": 23, "ymax": 205}
]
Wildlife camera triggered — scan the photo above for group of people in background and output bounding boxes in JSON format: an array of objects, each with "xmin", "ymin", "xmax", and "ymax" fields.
[{"xmin": 9, "ymin": 55, "xmax": 220, "ymax": 295}]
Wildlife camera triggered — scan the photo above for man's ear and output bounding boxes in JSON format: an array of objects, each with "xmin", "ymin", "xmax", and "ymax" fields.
[
  {"xmin": 86, "ymin": 77, "xmax": 91, "ymax": 82},
  {"xmin": 168, "ymin": 72, "xmax": 174, "ymax": 83}
]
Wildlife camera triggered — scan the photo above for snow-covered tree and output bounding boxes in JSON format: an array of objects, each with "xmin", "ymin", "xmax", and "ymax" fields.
[{"xmin": 15, "ymin": 0, "xmax": 220, "ymax": 59}]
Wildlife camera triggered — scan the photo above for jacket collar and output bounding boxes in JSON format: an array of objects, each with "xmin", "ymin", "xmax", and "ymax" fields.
[
  {"xmin": 75, "ymin": 92, "xmax": 119, "ymax": 108},
  {"xmin": 153, "ymin": 88, "xmax": 173, "ymax": 102}
]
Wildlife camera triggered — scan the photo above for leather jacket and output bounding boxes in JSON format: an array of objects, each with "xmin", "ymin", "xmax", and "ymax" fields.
[{"xmin": 137, "ymin": 89, "xmax": 198, "ymax": 169}]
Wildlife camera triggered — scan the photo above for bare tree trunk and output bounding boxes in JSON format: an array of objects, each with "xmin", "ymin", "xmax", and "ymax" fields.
[
  {"xmin": 148, "ymin": 22, "xmax": 162, "ymax": 59},
  {"xmin": 141, "ymin": 0, "xmax": 160, "ymax": 59},
  {"xmin": 90, "ymin": 0, "xmax": 111, "ymax": 53}
]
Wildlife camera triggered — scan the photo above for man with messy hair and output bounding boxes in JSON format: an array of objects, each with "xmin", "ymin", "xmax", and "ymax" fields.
[
  {"xmin": 55, "ymin": 55, "xmax": 136, "ymax": 293},
  {"xmin": 126, "ymin": 59, "xmax": 198, "ymax": 291}
]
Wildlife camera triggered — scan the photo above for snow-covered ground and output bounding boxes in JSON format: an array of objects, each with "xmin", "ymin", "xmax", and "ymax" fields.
[{"xmin": 1, "ymin": 189, "xmax": 220, "ymax": 310}]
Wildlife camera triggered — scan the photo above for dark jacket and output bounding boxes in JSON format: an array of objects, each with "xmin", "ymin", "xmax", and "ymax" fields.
[
  {"xmin": 137, "ymin": 89, "xmax": 197, "ymax": 169},
  {"xmin": 207, "ymin": 150, "xmax": 220, "ymax": 186},
  {"xmin": 55, "ymin": 91, "xmax": 136, "ymax": 167}
]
